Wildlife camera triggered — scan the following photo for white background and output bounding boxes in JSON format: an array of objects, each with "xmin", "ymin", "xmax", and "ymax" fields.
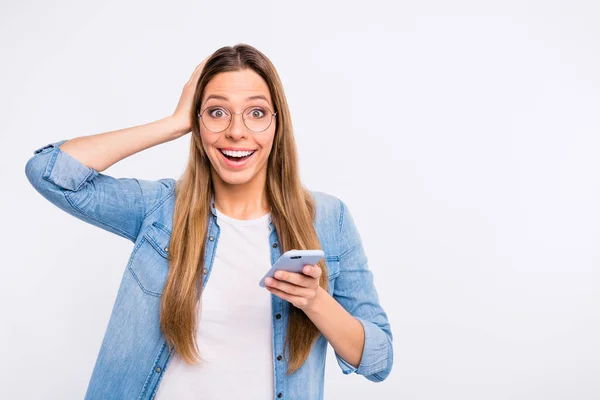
[{"xmin": 2, "ymin": 0, "xmax": 599, "ymax": 399}]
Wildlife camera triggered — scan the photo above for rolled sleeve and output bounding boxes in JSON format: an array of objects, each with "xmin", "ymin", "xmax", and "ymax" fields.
[
  {"xmin": 335, "ymin": 316, "xmax": 392, "ymax": 380},
  {"xmin": 38, "ymin": 139, "xmax": 99, "ymax": 191},
  {"xmin": 25, "ymin": 139, "xmax": 175, "ymax": 242},
  {"xmin": 332, "ymin": 199, "xmax": 394, "ymax": 382}
]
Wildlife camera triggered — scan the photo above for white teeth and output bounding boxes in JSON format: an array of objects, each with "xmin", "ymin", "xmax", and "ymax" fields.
[{"xmin": 221, "ymin": 149, "xmax": 255, "ymax": 158}]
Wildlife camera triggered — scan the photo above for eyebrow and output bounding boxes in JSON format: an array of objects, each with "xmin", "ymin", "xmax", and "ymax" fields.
[{"xmin": 204, "ymin": 94, "xmax": 270, "ymax": 104}]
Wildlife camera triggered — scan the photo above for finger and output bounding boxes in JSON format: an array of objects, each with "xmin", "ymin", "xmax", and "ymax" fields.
[
  {"xmin": 303, "ymin": 264, "xmax": 322, "ymax": 279},
  {"xmin": 274, "ymin": 270, "xmax": 314, "ymax": 288},
  {"xmin": 187, "ymin": 68, "xmax": 202, "ymax": 86},
  {"xmin": 187, "ymin": 57, "xmax": 209, "ymax": 85},
  {"xmin": 266, "ymin": 278, "xmax": 314, "ymax": 298},
  {"xmin": 265, "ymin": 285, "xmax": 305, "ymax": 307}
]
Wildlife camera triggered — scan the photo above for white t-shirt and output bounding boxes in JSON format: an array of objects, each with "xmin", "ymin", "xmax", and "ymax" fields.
[{"xmin": 155, "ymin": 208, "xmax": 274, "ymax": 400}]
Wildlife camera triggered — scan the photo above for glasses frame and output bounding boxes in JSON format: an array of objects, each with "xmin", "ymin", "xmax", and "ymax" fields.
[{"xmin": 197, "ymin": 105, "xmax": 278, "ymax": 133}]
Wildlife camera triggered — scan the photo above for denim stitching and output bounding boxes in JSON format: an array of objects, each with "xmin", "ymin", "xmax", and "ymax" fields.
[
  {"xmin": 143, "ymin": 179, "xmax": 176, "ymax": 219},
  {"xmin": 126, "ymin": 236, "xmax": 162, "ymax": 297},
  {"xmin": 139, "ymin": 341, "xmax": 167, "ymax": 399},
  {"xmin": 338, "ymin": 198, "xmax": 345, "ymax": 233},
  {"xmin": 144, "ymin": 224, "xmax": 170, "ymax": 259},
  {"xmin": 41, "ymin": 145, "xmax": 60, "ymax": 181},
  {"xmin": 149, "ymin": 344, "xmax": 174, "ymax": 400}
]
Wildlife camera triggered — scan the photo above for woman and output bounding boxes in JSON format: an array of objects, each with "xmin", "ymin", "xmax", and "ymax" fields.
[{"xmin": 25, "ymin": 44, "xmax": 393, "ymax": 399}]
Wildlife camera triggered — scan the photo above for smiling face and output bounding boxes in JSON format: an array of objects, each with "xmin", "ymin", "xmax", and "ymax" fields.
[{"xmin": 199, "ymin": 69, "xmax": 277, "ymax": 188}]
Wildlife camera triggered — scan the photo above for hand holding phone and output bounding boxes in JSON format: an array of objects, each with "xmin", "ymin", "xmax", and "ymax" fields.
[{"xmin": 259, "ymin": 249, "xmax": 324, "ymax": 287}]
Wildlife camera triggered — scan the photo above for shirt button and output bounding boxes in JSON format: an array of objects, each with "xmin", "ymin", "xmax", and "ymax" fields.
[
  {"xmin": 272, "ymin": 243, "xmax": 278, "ymax": 248},
  {"xmin": 275, "ymin": 313, "xmax": 281, "ymax": 319},
  {"xmin": 203, "ymin": 268, "xmax": 208, "ymax": 274},
  {"xmin": 209, "ymin": 236, "xmax": 215, "ymax": 241},
  {"xmin": 164, "ymin": 247, "xmax": 168, "ymax": 252},
  {"xmin": 155, "ymin": 366, "xmax": 161, "ymax": 373},
  {"xmin": 277, "ymin": 355, "xmax": 282, "ymax": 361},
  {"xmin": 277, "ymin": 393, "xmax": 282, "ymax": 398}
]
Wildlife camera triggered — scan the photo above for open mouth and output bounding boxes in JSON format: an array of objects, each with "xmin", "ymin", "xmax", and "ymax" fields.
[{"xmin": 219, "ymin": 149, "xmax": 257, "ymax": 164}]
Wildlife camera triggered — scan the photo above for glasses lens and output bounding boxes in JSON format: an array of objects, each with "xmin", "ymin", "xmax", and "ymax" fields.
[
  {"xmin": 243, "ymin": 106, "xmax": 273, "ymax": 132},
  {"xmin": 201, "ymin": 107, "xmax": 231, "ymax": 132}
]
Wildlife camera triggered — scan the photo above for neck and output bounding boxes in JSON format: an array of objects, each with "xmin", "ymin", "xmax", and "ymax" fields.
[{"xmin": 211, "ymin": 170, "xmax": 270, "ymax": 220}]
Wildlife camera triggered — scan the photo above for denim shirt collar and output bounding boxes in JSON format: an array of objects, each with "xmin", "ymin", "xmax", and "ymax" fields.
[{"xmin": 210, "ymin": 194, "xmax": 217, "ymax": 217}]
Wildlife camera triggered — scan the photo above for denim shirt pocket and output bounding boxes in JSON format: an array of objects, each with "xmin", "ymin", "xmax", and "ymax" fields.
[
  {"xmin": 324, "ymin": 254, "xmax": 340, "ymax": 295},
  {"xmin": 127, "ymin": 221, "xmax": 171, "ymax": 297}
]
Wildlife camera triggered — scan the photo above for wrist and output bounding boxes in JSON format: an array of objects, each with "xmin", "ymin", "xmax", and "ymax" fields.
[{"xmin": 166, "ymin": 115, "xmax": 191, "ymax": 138}]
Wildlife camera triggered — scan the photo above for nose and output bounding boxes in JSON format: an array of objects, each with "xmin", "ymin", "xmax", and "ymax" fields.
[{"xmin": 226, "ymin": 112, "xmax": 248, "ymax": 140}]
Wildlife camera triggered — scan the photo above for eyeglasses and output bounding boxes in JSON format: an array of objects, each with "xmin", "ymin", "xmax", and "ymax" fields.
[{"xmin": 198, "ymin": 105, "xmax": 277, "ymax": 133}]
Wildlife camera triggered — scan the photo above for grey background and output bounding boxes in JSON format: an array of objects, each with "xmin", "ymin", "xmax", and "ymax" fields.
[{"xmin": 2, "ymin": 0, "xmax": 599, "ymax": 399}]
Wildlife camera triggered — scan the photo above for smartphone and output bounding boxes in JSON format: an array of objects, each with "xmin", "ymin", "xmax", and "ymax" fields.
[{"xmin": 259, "ymin": 249, "xmax": 325, "ymax": 287}]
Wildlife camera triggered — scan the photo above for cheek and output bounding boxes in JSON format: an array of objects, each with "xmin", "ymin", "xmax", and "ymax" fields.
[
  {"xmin": 257, "ymin": 131, "xmax": 276, "ymax": 154},
  {"xmin": 199, "ymin": 132, "xmax": 218, "ymax": 153}
]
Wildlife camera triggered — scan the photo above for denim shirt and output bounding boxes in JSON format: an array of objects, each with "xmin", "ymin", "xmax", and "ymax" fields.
[{"xmin": 25, "ymin": 139, "xmax": 393, "ymax": 399}]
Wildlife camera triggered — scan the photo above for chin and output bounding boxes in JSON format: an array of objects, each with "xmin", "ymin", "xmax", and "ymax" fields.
[
  {"xmin": 211, "ymin": 160, "xmax": 263, "ymax": 186},
  {"xmin": 218, "ymin": 171, "xmax": 256, "ymax": 186}
]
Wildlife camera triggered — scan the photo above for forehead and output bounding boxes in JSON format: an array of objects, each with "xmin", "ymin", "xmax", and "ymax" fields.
[{"xmin": 203, "ymin": 69, "xmax": 273, "ymax": 105}]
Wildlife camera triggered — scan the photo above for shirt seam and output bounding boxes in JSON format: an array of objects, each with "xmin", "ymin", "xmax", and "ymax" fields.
[{"xmin": 142, "ymin": 179, "xmax": 176, "ymax": 220}]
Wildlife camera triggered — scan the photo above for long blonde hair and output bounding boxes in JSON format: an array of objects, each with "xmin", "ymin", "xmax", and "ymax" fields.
[{"xmin": 159, "ymin": 44, "xmax": 329, "ymax": 375}]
